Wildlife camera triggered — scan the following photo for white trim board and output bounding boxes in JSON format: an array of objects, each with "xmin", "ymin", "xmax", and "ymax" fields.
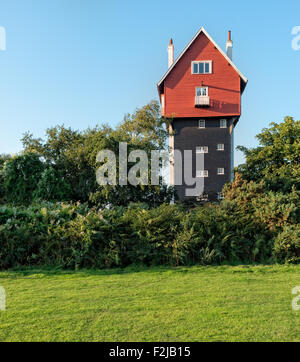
[{"xmin": 157, "ymin": 27, "xmax": 248, "ymax": 89}]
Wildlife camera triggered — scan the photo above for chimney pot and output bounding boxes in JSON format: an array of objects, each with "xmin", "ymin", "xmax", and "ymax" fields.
[
  {"xmin": 168, "ymin": 38, "xmax": 174, "ymax": 68},
  {"xmin": 226, "ymin": 30, "xmax": 233, "ymax": 60}
]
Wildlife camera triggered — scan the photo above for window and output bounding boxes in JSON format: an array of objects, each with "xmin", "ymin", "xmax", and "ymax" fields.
[
  {"xmin": 196, "ymin": 87, "xmax": 208, "ymax": 97},
  {"xmin": 161, "ymin": 94, "xmax": 165, "ymax": 109},
  {"xmin": 220, "ymin": 119, "xmax": 227, "ymax": 128},
  {"xmin": 196, "ymin": 146, "xmax": 208, "ymax": 153},
  {"xmin": 217, "ymin": 192, "xmax": 223, "ymax": 200},
  {"xmin": 195, "ymin": 87, "xmax": 210, "ymax": 107},
  {"xmin": 197, "ymin": 193, "xmax": 208, "ymax": 202},
  {"xmin": 198, "ymin": 119, "xmax": 205, "ymax": 128},
  {"xmin": 196, "ymin": 170, "xmax": 208, "ymax": 177},
  {"xmin": 217, "ymin": 168, "xmax": 225, "ymax": 175},
  {"xmin": 192, "ymin": 61, "xmax": 212, "ymax": 74},
  {"xmin": 217, "ymin": 144, "xmax": 224, "ymax": 151}
]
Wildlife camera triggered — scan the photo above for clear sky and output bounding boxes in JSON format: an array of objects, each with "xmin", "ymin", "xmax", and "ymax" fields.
[{"xmin": 0, "ymin": 0, "xmax": 299, "ymax": 165}]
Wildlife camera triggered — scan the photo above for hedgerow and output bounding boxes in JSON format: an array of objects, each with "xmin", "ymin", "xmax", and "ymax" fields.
[{"xmin": 0, "ymin": 194, "xmax": 298, "ymax": 270}]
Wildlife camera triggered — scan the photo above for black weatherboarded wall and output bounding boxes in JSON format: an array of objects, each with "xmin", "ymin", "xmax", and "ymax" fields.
[{"xmin": 172, "ymin": 117, "xmax": 234, "ymax": 200}]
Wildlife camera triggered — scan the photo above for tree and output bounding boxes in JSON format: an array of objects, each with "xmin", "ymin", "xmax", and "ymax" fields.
[
  {"xmin": 223, "ymin": 117, "xmax": 300, "ymax": 242},
  {"xmin": 116, "ymin": 100, "xmax": 169, "ymax": 150},
  {"xmin": 3, "ymin": 153, "xmax": 45, "ymax": 204},
  {"xmin": 20, "ymin": 100, "xmax": 175, "ymax": 206},
  {"xmin": 33, "ymin": 167, "xmax": 72, "ymax": 201},
  {"xmin": 236, "ymin": 116, "xmax": 300, "ymax": 192},
  {"xmin": 0, "ymin": 154, "xmax": 11, "ymax": 201}
]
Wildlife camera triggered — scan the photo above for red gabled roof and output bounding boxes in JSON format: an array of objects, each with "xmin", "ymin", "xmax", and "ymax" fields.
[{"xmin": 157, "ymin": 27, "xmax": 248, "ymax": 95}]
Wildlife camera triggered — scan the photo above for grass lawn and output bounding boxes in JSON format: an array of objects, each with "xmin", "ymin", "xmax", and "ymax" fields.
[{"xmin": 0, "ymin": 264, "xmax": 299, "ymax": 342}]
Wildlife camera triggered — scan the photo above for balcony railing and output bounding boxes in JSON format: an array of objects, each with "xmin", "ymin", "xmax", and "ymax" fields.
[{"xmin": 195, "ymin": 96, "xmax": 210, "ymax": 107}]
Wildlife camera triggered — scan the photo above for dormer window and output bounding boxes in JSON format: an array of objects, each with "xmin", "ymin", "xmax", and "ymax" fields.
[{"xmin": 192, "ymin": 61, "xmax": 212, "ymax": 74}]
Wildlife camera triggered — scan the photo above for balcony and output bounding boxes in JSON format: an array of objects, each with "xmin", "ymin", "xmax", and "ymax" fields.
[{"xmin": 195, "ymin": 96, "xmax": 210, "ymax": 107}]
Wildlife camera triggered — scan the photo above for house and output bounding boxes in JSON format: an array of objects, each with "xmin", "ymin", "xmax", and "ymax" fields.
[{"xmin": 157, "ymin": 27, "xmax": 247, "ymax": 201}]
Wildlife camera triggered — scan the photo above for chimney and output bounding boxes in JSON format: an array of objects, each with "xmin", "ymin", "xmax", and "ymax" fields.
[
  {"xmin": 226, "ymin": 30, "xmax": 233, "ymax": 60},
  {"xmin": 168, "ymin": 38, "xmax": 174, "ymax": 68}
]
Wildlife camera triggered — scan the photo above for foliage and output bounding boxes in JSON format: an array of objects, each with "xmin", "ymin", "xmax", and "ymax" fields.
[
  {"xmin": 116, "ymin": 100, "xmax": 169, "ymax": 150},
  {"xmin": 223, "ymin": 173, "xmax": 299, "ymax": 232},
  {"xmin": 20, "ymin": 100, "xmax": 174, "ymax": 206},
  {"xmin": 33, "ymin": 167, "xmax": 72, "ymax": 201},
  {"xmin": 0, "ymin": 112, "xmax": 299, "ymax": 269},
  {"xmin": 273, "ymin": 224, "xmax": 300, "ymax": 263},
  {"xmin": 3, "ymin": 153, "xmax": 45, "ymax": 204},
  {"xmin": 223, "ymin": 173, "xmax": 299, "ymax": 261},
  {"xmin": 89, "ymin": 184, "xmax": 175, "ymax": 208},
  {"xmin": 236, "ymin": 116, "xmax": 300, "ymax": 193},
  {"xmin": 0, "ymin": 199, "xmax": 298, "ymax": 270},
  {"xmin": 0, "ymin": 154, "xmax": 11, "ymax": 200}
]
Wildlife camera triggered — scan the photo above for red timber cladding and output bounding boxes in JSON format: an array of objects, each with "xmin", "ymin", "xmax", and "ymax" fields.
[{"xmin": 164, "ymin": 32, "xmax": 241, "ymax": 118}]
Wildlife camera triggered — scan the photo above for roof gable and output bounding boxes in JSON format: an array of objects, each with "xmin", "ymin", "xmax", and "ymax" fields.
[{"xmin": 157, "ymin": 27, "xmax": 247, "ymax": 92}]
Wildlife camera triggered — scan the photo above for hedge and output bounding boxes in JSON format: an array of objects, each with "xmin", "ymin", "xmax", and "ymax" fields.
[{"xmin": 0, "ymin": 200, "xmax": 298, "ymax": 270}]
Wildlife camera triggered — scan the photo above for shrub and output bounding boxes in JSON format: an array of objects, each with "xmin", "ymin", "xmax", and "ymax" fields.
[
  {"xmin": 33, "ymin": 167, "xmax": 72, "ymax": 202},
  {"xmin": 122, "ymin": 203, "xmax": 184, "ymax": 266},
  {"xmin": 273, "ymin": 225, "xmax": 300, "ymax": 263},
  {"xmin": 0, "ymin": 200, "xmax": 298, "ymax": 270}
]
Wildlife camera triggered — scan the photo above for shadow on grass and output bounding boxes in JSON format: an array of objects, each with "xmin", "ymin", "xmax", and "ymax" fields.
[{"xmin": 0, "ymin": 263, "xmax": 297, "ymax": 279}]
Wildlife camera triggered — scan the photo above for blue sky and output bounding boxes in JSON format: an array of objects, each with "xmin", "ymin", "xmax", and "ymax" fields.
[{"xmin": 0, "ymin": 0, "xmax": 299, "ymax": 165}]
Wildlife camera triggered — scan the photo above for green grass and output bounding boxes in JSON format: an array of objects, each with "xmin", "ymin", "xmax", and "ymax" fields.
[{"xmin": 0, "ymin": 265, "xmax": 299, "ymax": 342}]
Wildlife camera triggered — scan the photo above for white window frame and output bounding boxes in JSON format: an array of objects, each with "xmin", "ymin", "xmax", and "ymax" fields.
[
  {"xmin": 191, "ymin": 61, "xmax": 212, "ymax": 74},
  {"xmin": 217, "ymin": 192, "xmax": 223, "ymax": 200},
  {"xmin": 217, "ymin": 168, "xmax": 225, "ymax": 175},
  {"xmin": 198, "ymin": 119, "xmax": 205, "ymax": 128},
  {"xmin": 197, "ymin": 193, "xmax": 208, "ymax": 202},
  {"xmin": 196, "ymin": 86, "xmax": 208, "ymax": 97},
  {"xmin": 217, "ymin": 144, "xmax": 224, "ymax": 151},
  {"xmin": 196, "ymin": 146, "xmax": 208, "ymax": 154},
  {"xmin": 196, "ymin": 170, "xmax": 208, "ymax": 178},
  {"xmin": 220, "ymin": 119, "xmax": 227, "ymax": 128}
]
